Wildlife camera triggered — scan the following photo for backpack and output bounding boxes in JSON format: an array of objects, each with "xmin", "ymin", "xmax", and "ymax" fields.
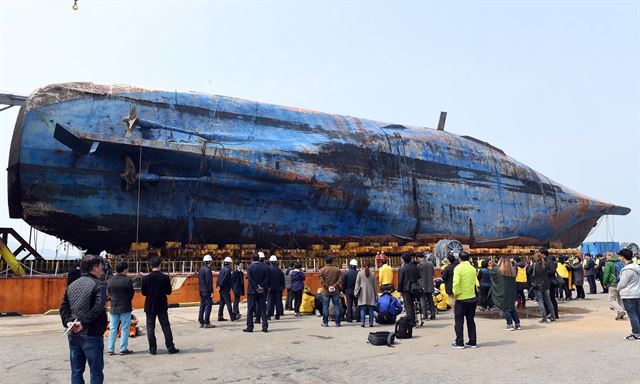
[
  {"xmin": 615, "ymin": 261, "xmax": 625, "ymax": 283},
  {"xmin": 395, "ymin": 316, "xmax": 413, "ymax": 339},
  {"xmin": 410, "ymin": 282, "xmax": 423, "ymax": 298},
  {"xmin": 377, "ymin": 311, "xmax": 394, "ymax": 325},
  {"xmin": 368, "ymin": 331, "xmax": 395, "ymax": 346}
]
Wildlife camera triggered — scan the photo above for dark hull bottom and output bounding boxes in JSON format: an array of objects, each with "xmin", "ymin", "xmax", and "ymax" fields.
[{"xmin": 21, "ymin": 211, "xmax": 593, "ymax": 254}]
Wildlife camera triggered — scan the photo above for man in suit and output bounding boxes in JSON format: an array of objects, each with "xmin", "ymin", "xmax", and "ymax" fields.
[
  {"xmin": 231, "ymin": 260, "xmax": 245, "ymax": 319},
  {"xmin": 342, "ymin": 259, "xmax": 359, "ymax": 322},
  {"xmin": 417, "ymin": 253, "xmax": 437, "ymax": 320},
  {"xmin": 217, "ymin": 257, "xmax": 236, "ymax": 321},
  {"xmin": 107, "ymin": 262, "xmax": 135, "ymax": 355},
  {"xmin": 267, "ymin": 255, "xmax": 285, "ymax": 320},
  {"xmin": 141, "ymin": 257, "xmax": 179, "ymax": 355},
  {"xmin": 398, "ymin": 253, "xmax": 419, "ymax": 323},
  {"xmin": 198, "ymin": 255, "xmax": 215, "ymax": 328},
  {"xmin": 243, "ymin": 253, "xmax": 271, "ymax": 333}
]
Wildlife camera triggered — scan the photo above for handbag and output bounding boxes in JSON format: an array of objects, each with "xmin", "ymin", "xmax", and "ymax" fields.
[{"xmin": 551, "ymin": 275, "xmax": 564, "ymax": 287}]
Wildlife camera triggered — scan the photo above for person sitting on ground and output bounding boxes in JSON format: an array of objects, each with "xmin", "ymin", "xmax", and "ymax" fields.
[
  {"xmin": 376, "ymin": 287, "xmax": 403, "ymax": 324},
  {"xmin": 491, "ymin": 256, "xmax": 521, "ymax": 331},
  {"xmin": 299, "ymin": 286, "xmax": 316, "ymax": 315},
  {"xmin": 616, "ymin": 248, "xmax": 640, "ymax": 341},
  {"xmin": 354, "ymin": 261, "xmax": 377, "ymax": 327}
]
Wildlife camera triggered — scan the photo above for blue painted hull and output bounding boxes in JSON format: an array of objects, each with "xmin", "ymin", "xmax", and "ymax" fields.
[{"xmin": 7, "ymin": 83, "xmax": 630, "ymax": 252}]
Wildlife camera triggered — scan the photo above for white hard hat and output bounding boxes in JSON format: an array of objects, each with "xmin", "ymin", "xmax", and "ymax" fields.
[
  {"xmin": 203, "ymin": 255, "xmax": 213, "ymax": 262},
  {"xmin": 258, "ymin": 251, "xmax": 265, "ymax": 259},
  {"xmin": 349, "ymin": 259, "xmax": 358, "ymax": 267},
  {"xmin": 269, "ymin": 255, "xmax": 278, "ymax": 262},
  {"xmin": 223, "ymin": 256, "xmax": 232, "ymax": 263}
]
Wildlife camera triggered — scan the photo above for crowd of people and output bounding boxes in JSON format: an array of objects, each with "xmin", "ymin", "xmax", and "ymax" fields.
[{"xmin": 59, "ymin": 247, "xmax": 640, "ymax": 383}]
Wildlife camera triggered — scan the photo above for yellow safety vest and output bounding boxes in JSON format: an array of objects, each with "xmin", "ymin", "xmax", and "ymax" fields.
[
  {"xmin": 556, "ymin": 263, "xmax": 569, "ymax": 278},
  {"xmin": 516, "ymin": 267, "xmax": 527, "ymax": 283}
]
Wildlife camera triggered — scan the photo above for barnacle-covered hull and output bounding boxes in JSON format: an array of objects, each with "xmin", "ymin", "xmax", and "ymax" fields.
[{"xmin": 7, "ymin": 83, "xmax": 630, "ymax": 252}]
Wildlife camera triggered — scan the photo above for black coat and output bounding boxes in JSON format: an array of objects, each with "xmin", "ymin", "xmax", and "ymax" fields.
[
  {"xmin": 584, "ymin": 259, "xmax": 595, "ymax": 277},
  {"xmin": 247, "ymin": 261, "xmax": 271, "ymax": 295},
  {"xmin": 67, "ymin": 266, "xmax": 81, "ymax": 286},
  {"xmin": 442, "ymin": 262, "xmax": 457, "ymax": 294},
  {"xmin": 60, "ymin": 274, "xmax": 108, "ymax": 336},
  {"xmin": 417, "ymin": 259, "xmax": 435, "ymax": 293},
  {"xmin": 398, "ymin": 262, "xmax": 419, "ymax": 293},
  {"xmin": 141, "ymin": 271, "xmax": 172, "ymax": 313},
  {"xmin": 268, "ymin": 264, "xmax": 285, "ymax": 292},
  {"xmin": 527, "ymin": 261, "xmax": 550, "ymax": 291},
  {"xmin": 231, "ymin": 268, "xmax": 245, "ymax": 296},
  {"xmin": 107, "ymin": 273, "xmax": 134, "ymax": 314},
  {"xmin": 217, "ymin": 266, "xmax": 232, "ymax": 291},
  {"xmin": 342, "ymin": 268, "xmax": 358, "ymax": 293}
]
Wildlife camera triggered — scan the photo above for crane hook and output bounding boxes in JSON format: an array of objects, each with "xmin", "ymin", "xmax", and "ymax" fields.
[{"xmin": 72, "ymin": 0, "xmax": 78, "ymax": 10}]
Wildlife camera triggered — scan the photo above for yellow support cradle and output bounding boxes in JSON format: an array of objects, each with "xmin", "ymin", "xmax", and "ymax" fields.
[{"xmin": 0, "ymin": 238, "xmax": 26, "ymax": 276}]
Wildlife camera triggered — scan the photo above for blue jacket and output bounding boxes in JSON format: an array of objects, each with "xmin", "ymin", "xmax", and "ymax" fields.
[
  {"xmin": 290, "ymin": 269, "xmax": 305, "ymax": 292},
  {"xmin": 247, "ymin": 261, "xmax": 271, "ymax": 295},
  {"xmin": 478, "ymin": 267, "xmax": 492, "ymax": 287},
  {"xmin": 377, "ymin": 292, "xmax": 403, "ymax": 316}
]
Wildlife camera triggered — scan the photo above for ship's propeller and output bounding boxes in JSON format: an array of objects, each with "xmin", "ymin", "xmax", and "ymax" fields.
[
  {"xmin": 120, "ymin": 156, "xmax": 137, "ymax": 189},
  {"xmin": 122, "ymin": 105, "xmax": 140, "ymax": 138}
]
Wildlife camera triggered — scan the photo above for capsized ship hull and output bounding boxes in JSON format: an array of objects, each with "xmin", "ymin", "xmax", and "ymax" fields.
[{"xmin": 7, "ymin": 83, "xmax": 630, "ymax": 252}]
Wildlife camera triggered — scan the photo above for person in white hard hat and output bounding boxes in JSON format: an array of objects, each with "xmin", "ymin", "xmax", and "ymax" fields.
[
  {"xmin": 243, "ymin": 253, "xmax": 271, "ymax": 333},
  {"xmin": 267, "ymin": 255, "xmax": 285, "ymax": 320},
  {"xmin": 217, "ymin": 256, "xmax": 237, "ymax": 321},
  {"xmin": 342, "ymin": 259, "xmax": 359, "ymax": 322},
  {"xmin": 253, "ymin": 251, "xmax": 268, "ymax": 323},
  {"xmin": 198, "ymin": 255, "xmax": 215, "ymax": 328}
]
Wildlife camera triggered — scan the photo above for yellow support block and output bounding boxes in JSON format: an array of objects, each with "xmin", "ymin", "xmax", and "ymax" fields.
[{"xmin": 0, "ymin": 239, "xmax": 26, "ymax": 276}]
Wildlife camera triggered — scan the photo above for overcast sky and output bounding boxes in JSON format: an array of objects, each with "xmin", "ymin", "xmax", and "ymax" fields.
[{"xmin": 1, "ymin": 0, "xmax": 638, "ymax": 256}]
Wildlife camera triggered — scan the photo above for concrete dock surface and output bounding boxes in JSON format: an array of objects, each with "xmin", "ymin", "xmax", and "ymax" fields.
[{"xmin": 1, "ymin": 292, "xmax": 639, "ymax": 383}]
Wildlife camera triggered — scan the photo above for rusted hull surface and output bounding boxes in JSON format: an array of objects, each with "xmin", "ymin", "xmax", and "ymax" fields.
[{"xmin": 7, "ymin": 83, "xmax": 629, "ymax": 252}]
